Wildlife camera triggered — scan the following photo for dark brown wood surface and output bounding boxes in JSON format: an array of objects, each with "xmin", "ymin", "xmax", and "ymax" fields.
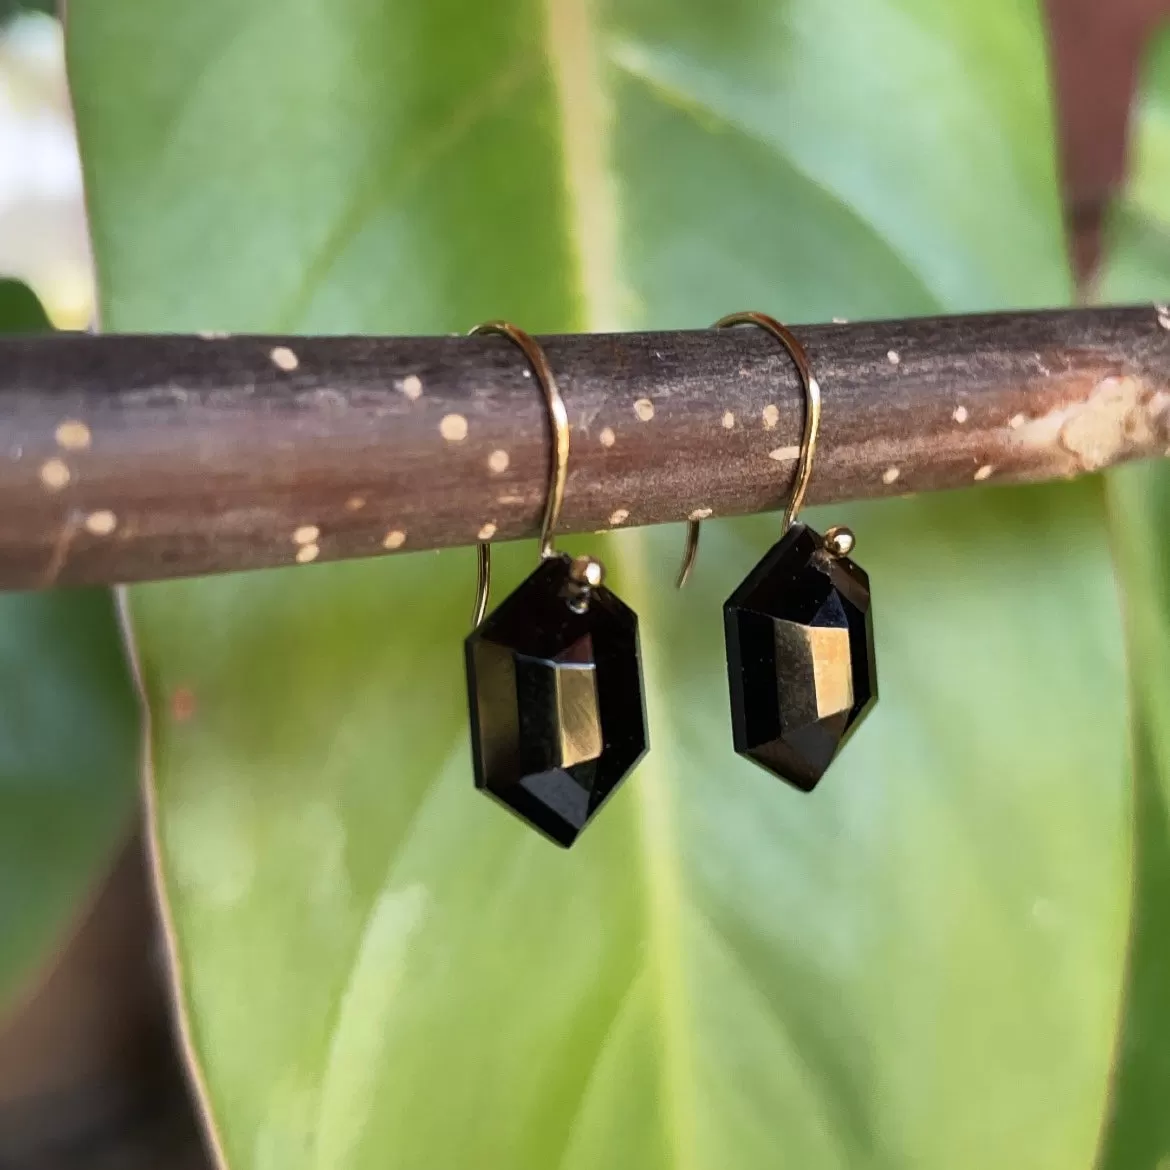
[{"xmin": 1, "ymin": 306, "xmax": 1168, "ymax": 589}]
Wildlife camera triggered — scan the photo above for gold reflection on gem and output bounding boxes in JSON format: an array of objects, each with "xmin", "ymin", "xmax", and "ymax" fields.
[
  {"xmin": 807, "ymin": 626, "xmax": 853, "ymax": 719},
  {"xmin": 554, "ymin": 662, "xmax": 602, "ymax": 767}
]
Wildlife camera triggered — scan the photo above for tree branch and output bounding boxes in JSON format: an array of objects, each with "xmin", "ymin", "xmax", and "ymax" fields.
[{"xmin": 2, "ymin": 306, "xmax": 1168, "ymax": 589}]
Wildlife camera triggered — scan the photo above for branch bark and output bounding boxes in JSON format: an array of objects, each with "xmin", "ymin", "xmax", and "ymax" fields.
[{"xmin": 2, "ymin": 306, "xmax": 1168, "ymax": 589}]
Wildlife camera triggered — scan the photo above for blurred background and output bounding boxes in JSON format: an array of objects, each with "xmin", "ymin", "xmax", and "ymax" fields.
[{"xmin": 0, "ymin": 1, "xmax": 1168, "ymax": 1167}]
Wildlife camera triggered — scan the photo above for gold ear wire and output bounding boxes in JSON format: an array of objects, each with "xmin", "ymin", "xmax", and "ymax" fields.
[
  {"xmin": 468, "ymin": 321, "xmax": 571, "ymax": 626},
  {"xmin": 676, "ymin": 311, "xmax": 823, "ymax": 589}
]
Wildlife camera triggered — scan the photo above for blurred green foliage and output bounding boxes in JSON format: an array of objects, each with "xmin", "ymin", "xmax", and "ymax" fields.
[
  {"xmin": 1094, "ymin": 25, "xmax": 1170, "ymax": 1170},
  {"xmin": 0, "ymin": 280, "xmax": 138, "ymax": 1017},
  {"xmin": 0, "ymin": 0, "xmax": 54, "ymax": 25}
]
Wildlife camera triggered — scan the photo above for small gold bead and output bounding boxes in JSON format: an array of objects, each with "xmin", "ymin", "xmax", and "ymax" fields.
[
  {"xmin": 569, "ymin": 555, "xmax": 605, "ymax": 588},
  {"xmin": 824, "ymin": 526, "xmax": 856, "ymax": 557}
]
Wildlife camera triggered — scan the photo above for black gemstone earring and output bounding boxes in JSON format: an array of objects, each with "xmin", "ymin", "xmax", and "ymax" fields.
[
  {"xmin": 678, "ymin": 311, "xmax": 877, "ymax": 791},
  {"xmin": 463, "ymin": 322, "xmax": 648, "ymax": 847}
]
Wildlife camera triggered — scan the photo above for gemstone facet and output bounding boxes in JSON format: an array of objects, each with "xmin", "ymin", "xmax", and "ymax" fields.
[
  {"xmin": 724, "ymin": 523, "xmax": 877, "ymax": 790},
  {"xmin": 465, "ymin": 555, "xmax": 647, "ymax": 846}
]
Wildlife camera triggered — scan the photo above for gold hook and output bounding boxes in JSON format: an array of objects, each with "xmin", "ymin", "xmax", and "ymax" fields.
[
  {"xmin": 469, "ymin": 321, "xmax": 571, "ymax": 627},
  {"xmin": 677, "ymin": 311, "xmax": 822, "ymax": 589}
]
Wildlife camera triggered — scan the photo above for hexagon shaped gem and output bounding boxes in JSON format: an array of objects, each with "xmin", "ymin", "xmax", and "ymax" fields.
[
  {"xmin": 724, "ymin": 523, "xmax": 877, "ymax": 790},
  {"xmin": 465, "ymin": 555, "xmax": 647, "ymax": 846}
]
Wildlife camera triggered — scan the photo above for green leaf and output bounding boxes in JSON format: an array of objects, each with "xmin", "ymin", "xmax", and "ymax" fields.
[
  {"xmin": 1093, "ymin": 25, "xmax": 1170, "ymax": 1170},
  {"xmin": 0, "ymin": 283, "xmax": 139, "ymax": 1014},
  {"xmin": 0, "ymin": 278, "xmax": 50, "ymax": 332},
  {"xmin": 69, "ymin": 3, "xmax": 1133, "ymax": 1168}
]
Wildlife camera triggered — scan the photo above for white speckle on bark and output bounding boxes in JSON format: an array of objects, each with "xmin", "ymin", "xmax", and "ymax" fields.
[
  {"xmin": 974, "ymin": 465, "xmax": 994, "ymax": 481},
  {"xmin": 401, "ymin": 375, "xmax": 423, "ymax": 400},
  {"xmin": 488, "ymin": 449, "xmax": 510, "ymax": 473},
  {"xmin": 85, "ymin": 509, "xmax": 117, "ymax": 536},
  {"xmin": 688, "ymin": 507, "xmax": 713, "ymax": 521},
  {"xmin": 769, "ymin": 445, "xmax": 800, "ymax": 462},
  {"xmin": 296, "ymin": 543, "xmax": 320, "ymax": 564},
  {"xmin": 382, "ymin": 530, "xmax": 406, "ymax": 550},
  {"xmin": 721, "ymin": 411, "xmax": 735, "ymax": 429},
  {"xmin": 609, "ymin": 508, "xmax": 629, "ymax": 526},
  {"xmin": 271, "ymin": 346, "xmax": 299, "ymax": 372},
  {"xmin": 952, "ymin": 405, "xmax": 968, "ymax": 424},
  {"xmin": 882, "ymin": 467, "xmax": 900, "ymax": 485},
  {"xmin": 477, "ymin": 522, "xmax": 497, "ymax": 541},
  {"xmin": 40, "ymin": 458, "xmax": 70, "ymax": 490},
  {"xmin": 887, "ymin": 350, "xmax": 901, "ymax": 366},
  {"xmin": 634, "ymin": 398, "xmax": 654, "ymax": 421},
  {"xmin": 345, "ymin": 496, "xmax": 366, "ymax": 511},
  {"xmin": 293, "ymin": 525, "xmax": 320, "ymax": 545},
  {"xmin": 599, "ymin": 427, "xmax": 616, "ymax": 447},
  {"xmin": 55, "ymin": 420, "xmax": 91, "ymax": 450},
  {"xmin": 440, "ymin": 414, "xmax": 468, "ymax": 442},
  {"xmin": 762, "ymin": 404, "xmax": 780, "ymax": 429}
]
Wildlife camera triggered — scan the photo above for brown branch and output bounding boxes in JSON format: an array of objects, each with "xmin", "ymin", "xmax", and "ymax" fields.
[{"xmin": 1, "ymin": 306, "xmax": 1168, "ymax": 590}]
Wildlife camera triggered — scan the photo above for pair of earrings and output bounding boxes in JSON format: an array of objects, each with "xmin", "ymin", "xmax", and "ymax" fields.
[{"xmin": 464, "ymin": 314, "xmax": 878, "ymax": 848}]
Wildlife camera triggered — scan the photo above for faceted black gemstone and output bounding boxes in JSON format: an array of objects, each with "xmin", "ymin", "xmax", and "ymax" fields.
[
  {"xmin": 724, "ymin": 523, "xmax": 877, "ymax": 791},
  {"xmin": 464, "ymin": 555, "xmax": 648, "ymax": 847}
]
